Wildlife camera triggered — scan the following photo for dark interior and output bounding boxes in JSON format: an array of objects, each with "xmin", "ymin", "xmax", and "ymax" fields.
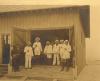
[
  {"xmin": 30, "ymin": 29, "xmax": 70, "ymax": 65},
  {"xmin": 2, "ymin": 34, "xmax": 10, "ymax": 64},
  {"xmin": 31, "ymin": 29, "xmax": 69, "ymax": 48},
  {"xmin": 3, "ymin": 29, "xmax": 74, "ymax": 66}
]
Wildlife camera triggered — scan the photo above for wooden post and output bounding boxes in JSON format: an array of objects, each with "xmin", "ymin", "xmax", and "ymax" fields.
[
  {"xmin": 8, "ymin": 32, "xmax": 13, "ymax": 74},
  {"xmin": 0, "ymin": 34, "xmax": 2, "ymax": 64},
  {"xmin": 72, "ymin": 26, "xmax": 78, "ymax": 80},
  {"xmin": 69, "ymin": 26, "xmax": 78, "ymax": 80}
]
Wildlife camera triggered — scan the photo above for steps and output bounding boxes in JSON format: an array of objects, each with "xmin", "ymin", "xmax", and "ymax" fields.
[{"xmin": 0, "ymin": 64, "xmax": 8, "ymax": 76}]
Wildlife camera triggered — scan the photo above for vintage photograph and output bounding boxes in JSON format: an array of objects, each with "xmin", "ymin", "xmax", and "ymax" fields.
[{"xmin": 0, "ymin": 5, "xmax": 90, "ymax": 81}]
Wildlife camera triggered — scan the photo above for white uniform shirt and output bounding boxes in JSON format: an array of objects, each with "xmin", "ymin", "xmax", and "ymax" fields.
[
  {"xmin": 53, "ymin": 44, "xmax": 60, "ymax": 54},
  {"xmin": 62, "ymin": 44, "xmax": 71, "ymax": 59},
  {"xmin": 24, "ymin": 46, "xmax": 34, "ymax": 56},
  {"xmin": 59, "ymin": 43, "xmax": 66, "ymax": 56},
  {"xmin": 44, "ymin": 45, "xmax": 53, "ymax": 54},
  {"xmin": 33, "ymin": 42, "xmax": 42, "ymax": 55}
]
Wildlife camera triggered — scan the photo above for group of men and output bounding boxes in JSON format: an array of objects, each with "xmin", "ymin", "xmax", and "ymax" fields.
[{"xmin": 24, "ymin": 37, "xmax": 72, "ymax": 71}]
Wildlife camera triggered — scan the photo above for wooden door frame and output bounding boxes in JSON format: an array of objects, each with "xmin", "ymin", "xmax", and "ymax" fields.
[
  {"xmin": 9, "ymin": 27, "xmax": 31, "ymax": 68},
  {"xmin": 10, "ymin": 26, "xmax": 77, "ymax": 75},
  {"xmin": 69, "ymin": 26, "xmax": 77, "ymax": 80}
]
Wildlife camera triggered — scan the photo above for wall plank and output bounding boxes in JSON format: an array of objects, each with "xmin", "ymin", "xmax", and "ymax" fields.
[{"xmin": 74, "ymin": 10, "xmax": 86, "ymax": 75}]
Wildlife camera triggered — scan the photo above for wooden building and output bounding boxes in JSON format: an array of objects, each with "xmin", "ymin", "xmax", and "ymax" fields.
[{"xmin": 0, "ymin": 5, "xmax": 90, "ymax": 78}]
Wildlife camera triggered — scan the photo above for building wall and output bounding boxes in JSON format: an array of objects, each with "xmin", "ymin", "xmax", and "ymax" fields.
[
  {"xmin": 0, "ymin": 9, "xmax": 75, "ymax": 33},
  {"xmin": 0, "ymin": 9, "xmax": 86, "ymax": 75},
  {"xmin": 0, "ymin": 9, "xmax": 75, "ymax": 64},
  {"xmin": 74, "ymin": 10, "xmax": 86, "ymax": 75},
  {"xmin": 0, "ymin": 10, "xmax": 73, "ymax": 62}
]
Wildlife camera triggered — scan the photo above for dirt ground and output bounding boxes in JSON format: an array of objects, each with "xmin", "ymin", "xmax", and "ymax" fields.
[{"xmin": 0, "ymin": 65, "xmax": 74, "ymax": 81}]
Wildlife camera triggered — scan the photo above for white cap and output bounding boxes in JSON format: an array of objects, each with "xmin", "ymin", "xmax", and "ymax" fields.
[
  {"xmin": 27, "ymin": 41, "xmax": 31, "ymax": 45},
  {"xmin": 55, "ymin": 40, "xmax": 59, "ymax": 42},
  {"xmin": 35, "ymin": 37, "xmax": 40, "ymax": 41},
  {"xmin": 60, "ymin": 40, "xmax": 64, "ymax": 42},
  {"xmin": 65, "ymin": 40, "xmax": 68, "ymax": 42},
  {"xmin": 46, "ymin": 41, "xmax": 50, "ymax": 43}
]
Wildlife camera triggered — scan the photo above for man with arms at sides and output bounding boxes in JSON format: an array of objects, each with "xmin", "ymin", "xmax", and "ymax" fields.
[
  {"xmin": 33, "ymin": 37, "xmax": 42, "ymax": 64},
  {"xmin": 60, "ymin": 40, "xmax": 71, "ymax": 71},
  {"xmin": 24, "ymin": 41, "xmax": 34, "ymax": 69},
  {"xmin": 64, "ymin": 40, "xmax": 71, "ymax": 71},
  {"xmin": 52, "ymin": 40, "xmax": 60, "ymax": 66},
  {"xmin": 44, "ymin": 41, "xmax": 53, "ymax": 65}
]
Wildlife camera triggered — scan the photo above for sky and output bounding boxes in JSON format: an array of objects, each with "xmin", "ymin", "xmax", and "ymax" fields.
[
  {"xmin": 0, "ymin": 0, "xmax": 100, "ymax": 63},
  {"xmin": 86, "ymin": 4, "xmax": 100, "ymax": 62}
]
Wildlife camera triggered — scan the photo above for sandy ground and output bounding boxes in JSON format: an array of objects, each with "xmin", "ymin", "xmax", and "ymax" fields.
[
  {"xmin": 1, "ymin": 64, "xmax": 100, "ymax": 81},
  {"xmin": 0, "ymin": 65, "xmax": 73, "ymax": 81},
  {"xmin": 75, "ymin": 64, "xmax": 100, "ymax": 81}
]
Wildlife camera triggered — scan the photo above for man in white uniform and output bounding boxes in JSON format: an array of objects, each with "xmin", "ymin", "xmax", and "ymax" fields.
[
  {"xmin": 24, "ymin": 41, "xmax": 34, "ymax": 69},
  {"xmin": 64, "ymin": 40, "xmax": 71, "ymax": 71},
  {"xmin": 44, "ymin": 41, "xmax": 53, "ymax": 65},
  {"xmin": 60, "ymin": 40, "xmax": 71, "ymax": 71},
  {"xmin": 33, "ymin": 37, "xmax": 42, "ymax": 64},
  {"xmin": 59, "ymin": 40, "xmax": 65, "ymax": 59},
  {"xmin": 53, "ymin": 40, "xmax": 60, "ymax": 66}
]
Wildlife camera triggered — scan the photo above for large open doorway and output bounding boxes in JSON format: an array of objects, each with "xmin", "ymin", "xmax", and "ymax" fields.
[
  {"xmin": 12, "ymin": 27, "xmax": 75, "ymax": 67},
  {"xmin": 7, "ymin": 27, "xmax": 75, "ymax": 81},
  {"xmin": 31, "ymin": 29, "xmax": 69, "ymax": 48},
  {"xmin": 1, "ymin": 34, "xmax": 10, "ymax": 64},
  {"xmin": 31, "ymin": 29, "xmax": 70, "ymax": 65}
]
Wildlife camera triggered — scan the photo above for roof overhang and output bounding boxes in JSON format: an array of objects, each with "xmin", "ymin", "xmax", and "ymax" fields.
[
  {"xmin": 79, "ymin": 5, "xmax": 90, "ymax": 38},
  {"xmin": 0, "ymin": 5, "xmax": 90, "ymax": 38}
]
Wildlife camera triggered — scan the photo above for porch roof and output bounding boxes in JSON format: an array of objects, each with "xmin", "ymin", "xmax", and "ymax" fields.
[{"xmin": 0, "ymin": 5, "xmax": 90, "ymax": 37}]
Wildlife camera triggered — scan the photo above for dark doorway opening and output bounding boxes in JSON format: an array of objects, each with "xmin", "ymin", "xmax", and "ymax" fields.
[
  {"xmin": 31, "ymin": 29, "xmax": 70, "ymax": 65},
  {"xmin": 2, "ymin": 34, "xmax": 10, "ymax": 64},
  {"xmin": 12, "ymin": 27, "xmax": 74, "ymax": 67},
  {"xmin": 31, "ymin": 29, "xmax": 69, "ymax": 48}
]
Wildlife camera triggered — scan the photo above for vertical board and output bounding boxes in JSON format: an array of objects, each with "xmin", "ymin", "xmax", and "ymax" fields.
[
  {"xmin": 74, "ymin": 10, "xmax": 86, "ymax": 75},
  {"xmin": 0, "ymin": 34, "xmax": 3, "ymax": 64}
]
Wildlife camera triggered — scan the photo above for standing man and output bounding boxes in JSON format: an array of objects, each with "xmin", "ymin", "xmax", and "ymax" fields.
[
  {"xmin": 64, "ymin": 40, "xmax": 71, "ymax": 71},
  {"xmin": 24, "ymin": 41, "xmax": 34, "ymax": 69},
  {"xmin": 52, "ymin": 40, "xmax": 60, "ymax": 66},
  {"xmin": 60, "ymin": 40, "xmax": 71, "ymax": 71},
  {"xmin": 33, "ymin": 37, "xmax": 42, "ymax": 64},
  {"xmin": 59, "ymin": 40, "xmax": 68, "ymax": 71},
  {"xmin": 59, "ymin": 40, "xmax": 65, "ymax": 59},
  {"xmin": 44, "ymin": 41, "xmax": 53, "ymax": 65},
  {"xmin": 11, "ymin": 45, "xmax": 20, "ymax": 72}
]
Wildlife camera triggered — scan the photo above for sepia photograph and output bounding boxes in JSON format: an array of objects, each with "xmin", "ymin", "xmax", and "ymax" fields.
[{"xmin": 0, "ymin": 1, "xmax": 99, "ymax": 81}]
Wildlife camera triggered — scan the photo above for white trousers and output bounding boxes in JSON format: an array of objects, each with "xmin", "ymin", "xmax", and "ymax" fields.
[
  {"xmin": 53, "ymin": 54, "xmax": 60, "ymax": 65},
  {"xmin": 25, "ymin": 55, "xmax": 32, "ymax": 68}
]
